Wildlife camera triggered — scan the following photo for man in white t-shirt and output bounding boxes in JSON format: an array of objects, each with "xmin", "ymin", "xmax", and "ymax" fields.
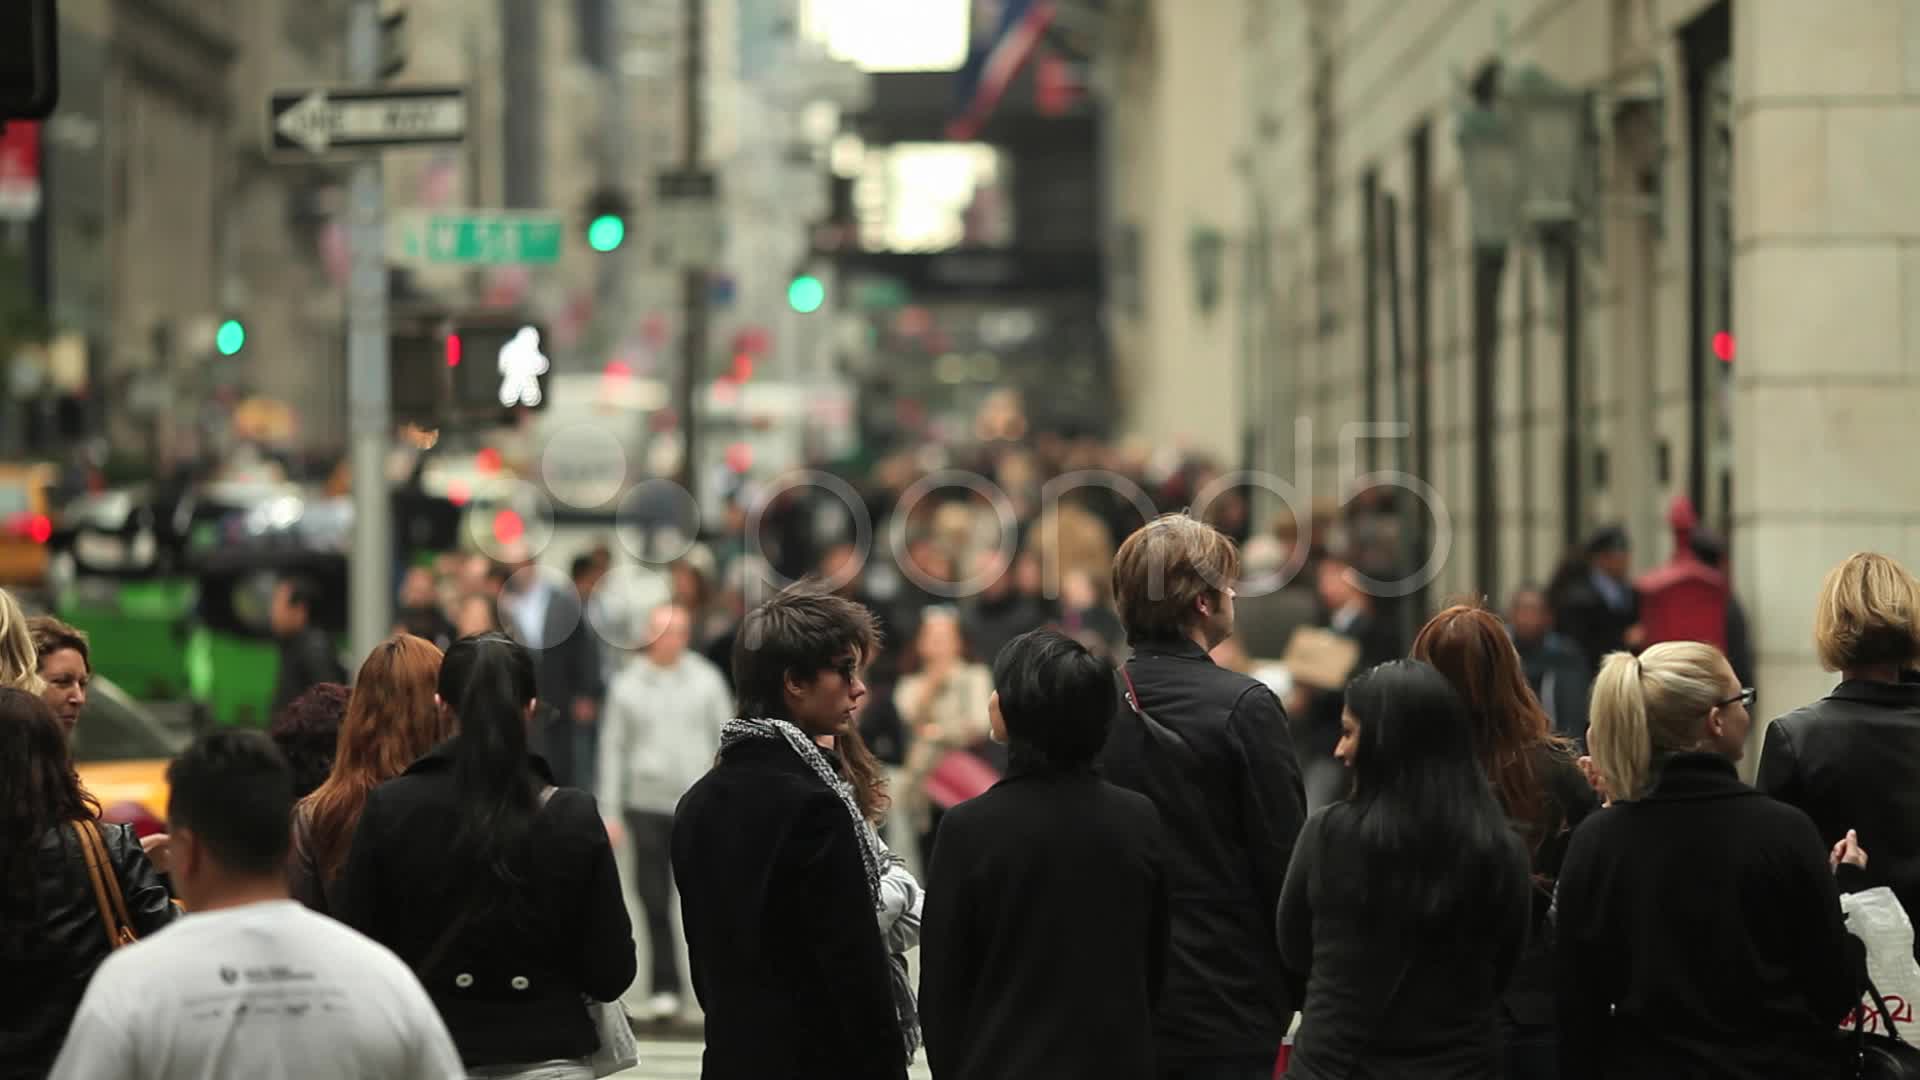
[{"xmin": 51, "ymin": 731, "xmax": 463, "ymax": 1080}]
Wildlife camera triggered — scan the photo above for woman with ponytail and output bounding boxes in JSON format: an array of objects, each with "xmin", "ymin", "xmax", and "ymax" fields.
[
  {"xmin": 338, "ymin": 632, "xmax": 635, "ymax": 1079},
  {"xmin": 1554, "ymin": 642, "xmax": 1868, "ymax": 1080}
]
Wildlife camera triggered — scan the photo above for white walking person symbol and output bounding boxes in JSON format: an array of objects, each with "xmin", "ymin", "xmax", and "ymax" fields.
[{"xmin": 497, "ymin": 326, "xmax": 549, "ymax": 407}]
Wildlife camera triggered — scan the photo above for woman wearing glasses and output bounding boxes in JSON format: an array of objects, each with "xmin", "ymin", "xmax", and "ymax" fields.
[
  {"xmin": 1554, "ymin": 641, "xmax": 1868, "ymax": 1080},
  {"xmin": 1757, "ymin": 553, "xmax": 1920, "ymax": 939}
]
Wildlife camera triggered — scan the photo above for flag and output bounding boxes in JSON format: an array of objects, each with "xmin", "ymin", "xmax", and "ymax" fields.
[{"xmin": 948, "ymin": 0, "xmax": 1057, "ymax": 140}]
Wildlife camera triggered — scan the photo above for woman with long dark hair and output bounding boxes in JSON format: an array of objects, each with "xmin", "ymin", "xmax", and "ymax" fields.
[
  {"xmin": 0, "ymin": 687, "xmax": 178, "ymax": 1079},
  {"xmin": 1276, "ymin": 659, "xmax": 1531, "ymax": 1079},
  {"xmin": 1413, "ymin": 604, "xmax": 1599, "ymax": 1078},
  {"xmin": 292, "ymin": 634, "xmax": 449, "ymax": 914},
  {"xmin": 337, "ymin": 633, "xmax": 635, "ymax": 1079}
]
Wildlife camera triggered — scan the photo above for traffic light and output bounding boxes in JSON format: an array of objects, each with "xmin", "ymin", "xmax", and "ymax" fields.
[
  {"xmin": 787, "ymin": 274, "xmax": 825, "ymax": 314},
  {"xmin": 581, "ymin": 187, "xmax": 631, "ymax": 253},
  {"xmin": 391, "ymin": 312, "xmax": 550, "ymax": 427},
  {"xmin": 215, "ymin": 319, "xmax": 246, "ymax": 357}
]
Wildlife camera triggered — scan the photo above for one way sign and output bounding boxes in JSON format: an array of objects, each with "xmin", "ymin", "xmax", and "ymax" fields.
[{"xmin": 266, "ymin": 85, "xmax": 466, "ymax": 160}]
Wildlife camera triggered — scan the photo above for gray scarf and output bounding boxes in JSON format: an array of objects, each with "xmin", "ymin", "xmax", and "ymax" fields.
[{"xmin": 719, "ymin": 717, "xmax": 921, "ymax": 1062}]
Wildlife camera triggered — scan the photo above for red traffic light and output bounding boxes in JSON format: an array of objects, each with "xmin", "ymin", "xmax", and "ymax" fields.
[
  {"xmin": 1712, "ymin": 331, "xmax": 1735, "ymax": 363},
  {"xmin": 445, "ymin": 333, "xmax": 463, "ymax": 367}
]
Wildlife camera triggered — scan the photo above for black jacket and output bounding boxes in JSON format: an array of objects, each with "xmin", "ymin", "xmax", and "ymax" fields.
[
  {"xmin": 1758, "ymin": 678, "xmax": 1920, "ymax": 926},
  {"xmin": 0, "ymin": 821, "xmax": 179, "ymax": 1080},
  {"xmin": 272, "ymin": 626, "xmax": 346, "ymax": 717},
  {"xmin": 1553, "ymin": 753, "xmax": 1864, "ymax": 1080},
  {"xmin": 672, "ymin": 737, "xmax": 905, "ymax": 1080},
  {"xmin": 1501, "ymin": 746, "xmax": 1601, "ymax": 1028},
  {"xmin": 1549, "ymin": 572, "xmax": 1638, "ymax": 679},
  {"xmin": 336, "ymin": 743, "xmax": 636, "ymax": 1068},
  {"xmin": 1097, "ymin": 636, "xmax": 1307, "ymax": 1063},
  {"xmin": 1277, "ymin": 805, "xmax": 1532, "ymax": 1080},
  {"xmin": 920, "ymin": 762, "xmax": 1170, "ymax": 1080}
]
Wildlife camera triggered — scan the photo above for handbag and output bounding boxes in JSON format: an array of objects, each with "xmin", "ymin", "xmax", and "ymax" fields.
[
  {"xmin": 924, "ymin": 748, "xmax": 1000, "ymax": 809},
  {"xmin": 1848, "ymin": 976, "xmax": 1920, "ymax": 1079},
  {"xmin": 585, "ymin": 998, "xmax": 639, "ymax": 1078},
  {"xmin": 73, "ymin": 819, "xmax": 138, "ymax": 950}
]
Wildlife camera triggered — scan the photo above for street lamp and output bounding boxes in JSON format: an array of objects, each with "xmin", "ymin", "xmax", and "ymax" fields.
[
  {"xmin": 1502, "ymin": 63, "xmax": 1591, "ymax": 232},
  {"xmin": 1454, "ymin": 103, "xmax": 1521, "ymax": 251}
]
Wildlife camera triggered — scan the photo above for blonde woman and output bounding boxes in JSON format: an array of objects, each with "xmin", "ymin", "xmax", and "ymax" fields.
[
  {"xmin": 1554, "ymin": 642, "xmax": 1867, "ymax": 1080},
  {"xmin": 1759, "ymin": 552, "xmax": 1920, "ymax": 928},
  {"xmin": 0, "ymin": 587, "xmax": 45, "ymax": 695}
]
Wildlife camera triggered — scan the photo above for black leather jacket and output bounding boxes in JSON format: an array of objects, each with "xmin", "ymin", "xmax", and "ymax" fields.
[{"xmin": 0, "ymin": 821, "xmax": 179, "ymax": 1079}]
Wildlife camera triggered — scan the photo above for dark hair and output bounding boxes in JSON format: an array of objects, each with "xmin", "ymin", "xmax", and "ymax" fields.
[
  {"xmin": 0, "ymin": 688, "xmax": 100, "ymax": 920},
  {"xmin": 1339, "ymin": 659, "xmax": 1519, "ymax": 929},
  {"xmin": 167, "ymin": 731, "xmax": 296, "ymax": 877},
  {"xmin": 438, "ymin": 632, "xmax": 539, "ymax": 894},
  {"xmin": 28, "ymin": 615, "xmax": 91, "ymax": 673},
  {"xmin": 732, "ymin": 581, "xmax": 880, "ymax": 720},
  {"xmin": 269, "ymin": 682, "xmax": 350, "ymax": 801},
  {"xmin": 1585, "ymin": 526, "xmax": 1629, "ymax": 557},
  {"xmin": 279, "ymin": 574, "xmax": 322, "ymax": 613},
  {"xmin": 991, "ymin": 629, "xmax": 1115, "ymax": 770},
  {"xmin": 1689, "ymin": 527, "xmax": 1727, "ymax": 569},
  {"xmin": 834, "ymin": 724, "xmax": 892, "ymax": 823},
  {"xmin": 1411, "ymin": 604, "xmax": 1569, "ymax": 851},
  {"xmin": 570, "ymin": 554, "xmax": 597, "ymax": 582}
]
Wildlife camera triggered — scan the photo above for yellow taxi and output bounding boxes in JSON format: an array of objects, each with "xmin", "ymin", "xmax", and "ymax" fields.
[
  {"xmin": 72, "ymin": 675, "xmax": 185, "ymax": 837},
  {"xmin": 0, "ymin": 462, "xmax": 56, "ymax": 588}
]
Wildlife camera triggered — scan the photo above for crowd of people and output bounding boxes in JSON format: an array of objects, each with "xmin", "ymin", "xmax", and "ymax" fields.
[{"xmin": 4, "ymin": 439, "xmax": 1920, "ymax": 1077}]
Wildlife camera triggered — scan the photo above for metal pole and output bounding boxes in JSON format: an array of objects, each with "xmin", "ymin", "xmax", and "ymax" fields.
[
  {"xmin": 677, "ymin": 0, "xmax": 707, "ymax": 512},
  {"xmin": 1560, "ymin": 235, "xmax": 1583, "ymax": 551},
  {"xmin": 1379, "ymin": 192, "xmax": 1417, "ymax": 649},
  {"xmin": 346, "ymin": 0, "xmax": 391, "ymax": 666}
]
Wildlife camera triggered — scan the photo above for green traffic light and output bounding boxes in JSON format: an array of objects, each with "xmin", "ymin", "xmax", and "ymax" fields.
[
  {"xmin": 216, "ymin": 319, "xmax": 246, "ymax": 356},
  {"xmin": 587, "ymin": 214, "xmax": 626, "ymax": 253},
  {"xmin": 788, "ymin": 274, "xmax": 826, "ymax": 314}
]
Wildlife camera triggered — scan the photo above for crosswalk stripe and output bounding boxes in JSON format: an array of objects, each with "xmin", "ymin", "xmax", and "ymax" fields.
[{"xmin": 612, "ymin": 1038, "xmax": 932, "ymax": 1079}]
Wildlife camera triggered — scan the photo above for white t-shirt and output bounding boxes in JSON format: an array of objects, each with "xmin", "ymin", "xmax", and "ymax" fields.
[{"xmin": 50, "ymin": 899, "xmax": 464, "ymax": 1080}]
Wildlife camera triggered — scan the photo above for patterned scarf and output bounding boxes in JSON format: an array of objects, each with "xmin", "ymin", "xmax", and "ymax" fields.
[{"xmin": 719, "ymin": 718, "xmax": 921, "ymax": 1061}]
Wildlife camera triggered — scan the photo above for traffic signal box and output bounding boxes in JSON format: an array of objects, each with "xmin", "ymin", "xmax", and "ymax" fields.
[{"xmin": 390, "ymin": 311, "xmax": 550, "ymax": 428}]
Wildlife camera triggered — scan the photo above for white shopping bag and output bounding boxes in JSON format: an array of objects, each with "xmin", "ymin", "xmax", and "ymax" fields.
[{"xmin": 1840, "ymin": 887, "xmax": 1920, "ymax": 1034}]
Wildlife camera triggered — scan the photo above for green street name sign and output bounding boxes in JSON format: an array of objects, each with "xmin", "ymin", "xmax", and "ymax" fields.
[{"xmin": 390, "ymin": 211, "xmax": 564, "ymax": 266}]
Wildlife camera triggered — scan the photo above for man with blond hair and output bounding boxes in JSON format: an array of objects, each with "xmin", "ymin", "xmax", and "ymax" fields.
[{"xmin": 1099, "ymin": 512, "xmax": 1306, "ymax": 1080}]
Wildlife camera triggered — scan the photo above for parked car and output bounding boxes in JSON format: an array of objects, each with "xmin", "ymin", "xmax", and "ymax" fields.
[{"xmin": 72, "ymin": 674, "xmax": 187, "ymax": 838}]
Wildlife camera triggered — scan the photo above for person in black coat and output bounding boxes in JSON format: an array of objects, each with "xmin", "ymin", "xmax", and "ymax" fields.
[
  {"xmin": 1278, "ymin": 661, "xmax": 1532, "ymax": 1079},
  {"xmin": 1758, "ymin": 552, "xmax": 1920, "ymax": 931},
  {"xmin": 920, "ymin": 629, "xmax": 1170, "ymax": 1080},
  {"xmin": 534, "ymin": 555, "xmax": 607, "ymax": 788},
  {"xmin": 1097, "ymin": 513, "xmax": 1307, "ymax": 1079},
  {"xmin": 0, "ymin": 688, "xmax": 179, "ymax": 1080},
  {"xmin": 1412, "ymin": 605, "xmax": 1601, "ymax": 1079},
  {"xmin": 1556, "ymin": 642, "xmax": 1868, "ymax": 1080},
  {"xmin": 671, "ymin": 584, "xmax": 905, "ymax": 1080},
  {"xmin": 270, "ymin": 573, "xmax": 347, "ymax": 717},
  {"xmin": 1546, "ymin": 528, "xmax": 1643, "ymax": 679},
  {"xmin": 337, "ymin": 633, "xmax": 636, "ymax": 1071}
]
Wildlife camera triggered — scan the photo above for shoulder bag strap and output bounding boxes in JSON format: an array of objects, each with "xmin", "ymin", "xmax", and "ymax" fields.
[{"xmin": 73, "ymin": 820, "xmax": 137, "ymax": 948}]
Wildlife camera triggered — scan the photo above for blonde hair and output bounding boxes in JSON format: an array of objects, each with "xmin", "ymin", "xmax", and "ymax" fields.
[
  {"xmin": 1111, "ymin": 513, "xmax": 1240, "ymax": 641},
  {"xmin": 1813, "ymin": 553, "xmax": 1920, "ymax": 672},
  {"xmin": 1587, "ymin": 641, "xmax": 1729, "ymax": 801},
  {"xmin": 0, "ymin": 589, "xmax": 45, "ymax": 696}
]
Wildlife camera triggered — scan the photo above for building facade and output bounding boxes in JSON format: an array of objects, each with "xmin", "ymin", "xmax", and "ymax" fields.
[{"xmin": 1101, "ymin": 0, "xmax": 1920, "ymax": 737}]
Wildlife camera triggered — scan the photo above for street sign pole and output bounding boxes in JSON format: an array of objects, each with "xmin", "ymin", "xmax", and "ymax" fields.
[
  {"xmin": 679, "ymin": 0, "xmax": 707, "ymax": 511},
  {"xmin": 346, "ymin": 0, "xmax": 391, "ymax": 667}
]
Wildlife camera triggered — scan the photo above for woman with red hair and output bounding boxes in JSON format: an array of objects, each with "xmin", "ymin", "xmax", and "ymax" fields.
[
  {"xmin": 291, "ymin": 633, "xmax": 450, "ymax": 914},
  {"xmin": 1412, "ymin": 603, "xmax": 1599, "ymax": 1080}
]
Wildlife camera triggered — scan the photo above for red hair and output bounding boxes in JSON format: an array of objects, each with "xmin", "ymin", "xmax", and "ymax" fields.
[
  {"xmin": 299, "ymin": 634, "xmax": 450, "ymax": 879},
  {"xmin": 1411, "ymin": 603, "xmax": 1566, "ymax": 847}
]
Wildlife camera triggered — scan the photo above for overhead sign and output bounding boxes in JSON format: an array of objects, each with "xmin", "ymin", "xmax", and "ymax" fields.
[
  {"xmin": 267, "ymin": 85, "xmax": 466, "ymax": 159},
  {"xmin": 389, "ymin": 211, "xmax": 564, "ymax": 266}
]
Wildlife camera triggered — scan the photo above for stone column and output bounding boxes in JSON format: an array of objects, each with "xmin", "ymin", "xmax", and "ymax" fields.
[{"xmin": 1735, "ymin": 1, "xmax": 1920, "ymax": 731}]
